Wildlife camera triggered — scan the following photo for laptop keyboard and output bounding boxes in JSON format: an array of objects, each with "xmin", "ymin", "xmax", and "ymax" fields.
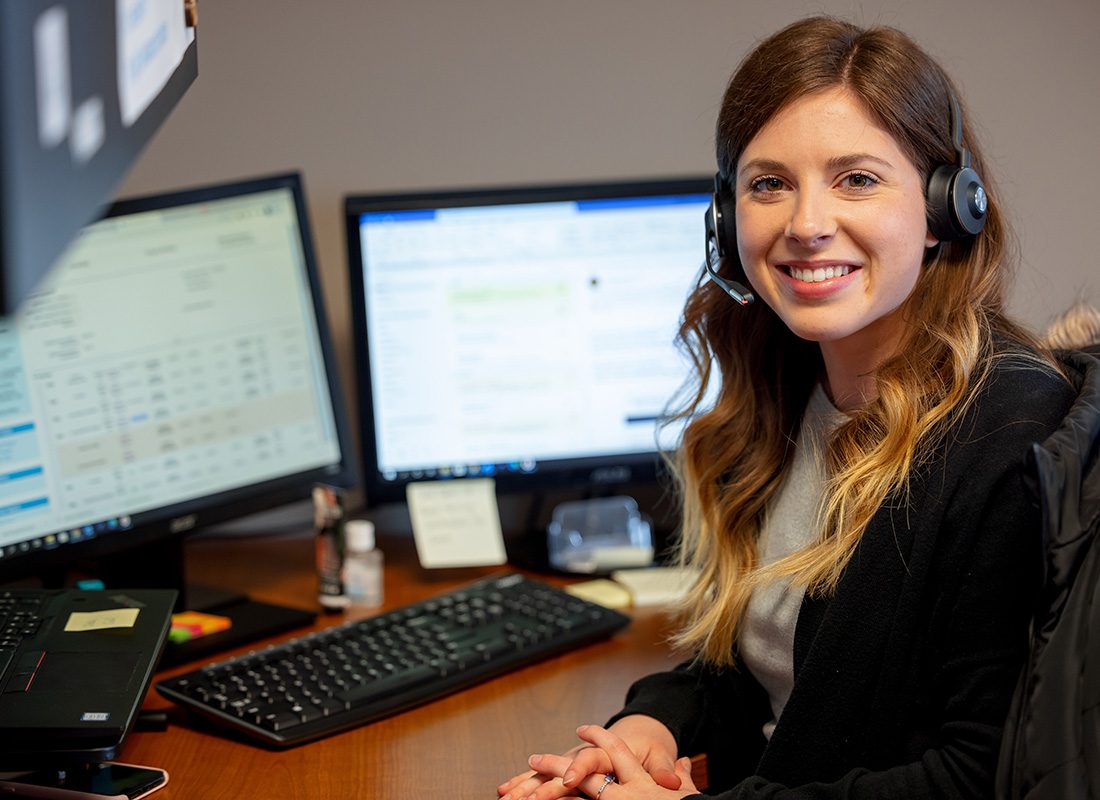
[
  {"xmin": 157, "ymin": 573, "xmax": 631, "ymax": 747},
  {"xmin": 0, "ymin": 590, "xmax": 47, "ymax": 684}
]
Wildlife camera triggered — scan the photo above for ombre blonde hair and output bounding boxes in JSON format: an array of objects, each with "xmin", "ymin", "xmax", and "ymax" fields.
[
  {"xmin": 1044, "ymin": 301, "xmax": 1100, "ymax": 350},
  {"xmin": 669, "ymin": 17, "xmax": 1050, "ymax": 665}
]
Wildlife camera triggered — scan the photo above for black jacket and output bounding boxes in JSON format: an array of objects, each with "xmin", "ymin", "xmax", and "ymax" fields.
[
  {"xmin": 996, "ymin": 348, "xmax": 1100, "ymax": 798},
  {"xmin": 611, "ymin": 354, "xmax": 1079, "ymax": 799}
]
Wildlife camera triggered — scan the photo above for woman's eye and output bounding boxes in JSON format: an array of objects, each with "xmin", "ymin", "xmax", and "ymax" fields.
[
  {"xmin": 750, "ymin": 176, "xmax": 785, "ymax": 193},
  {"xmin": 843, "ymin": 172, "xmax": 878, "ymax": 190}
]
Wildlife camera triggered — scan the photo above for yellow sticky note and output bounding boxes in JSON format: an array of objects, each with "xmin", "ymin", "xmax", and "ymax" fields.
[
  {"xmin": 565, "ymin": 579, "xmax": 632, "ymax": 609},
  {"xmin": 64, "ymin": 608, "xmax": 141, "ymax": 632}
]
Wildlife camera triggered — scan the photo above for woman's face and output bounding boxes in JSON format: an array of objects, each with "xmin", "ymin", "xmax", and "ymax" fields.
[{"xmin": 734, "ymin": 87, "xmax": 937, "ymax": 356}]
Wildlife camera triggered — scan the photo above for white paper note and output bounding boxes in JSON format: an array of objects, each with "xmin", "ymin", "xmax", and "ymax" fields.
[
  {"xmin": 406, "ymin": 479, "xmax": 507, "ymax": 568},
  {"xmin": 116, "ymin": 0, "xmax": 189, "ymax": 126}
]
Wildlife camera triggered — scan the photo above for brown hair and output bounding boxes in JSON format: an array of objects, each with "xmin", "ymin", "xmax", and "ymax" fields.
[{"xmin": 670, "ymin": 16, "xmax": 1046, "ymax": 664}]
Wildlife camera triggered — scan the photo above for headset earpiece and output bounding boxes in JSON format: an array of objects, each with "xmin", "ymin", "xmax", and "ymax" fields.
[
  {"xmin": 703, "ymin": 174, "xmax": 754, "ymax": 305},
  {"xmin": 926, "ymin": 92, "xmax": 988, "ymax": 241},
  {"xmin": 706, "ymin": 174, "xmax": 738, "ymax": 262}
]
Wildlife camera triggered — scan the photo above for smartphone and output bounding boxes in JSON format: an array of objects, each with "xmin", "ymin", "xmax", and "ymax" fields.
[{"xmin": 0, "ymin": 762, "xmax": 168, "ymax": 800}]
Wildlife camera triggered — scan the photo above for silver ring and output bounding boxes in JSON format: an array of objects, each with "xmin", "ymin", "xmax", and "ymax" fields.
[{"xmin": 595, "ymin": 773, "xmax": 617, "ymax": 799}]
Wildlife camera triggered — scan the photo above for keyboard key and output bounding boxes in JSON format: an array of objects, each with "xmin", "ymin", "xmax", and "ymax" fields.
[{"xmin": 336, "ymin": 664, "xmax": 438, "ymax": 707}]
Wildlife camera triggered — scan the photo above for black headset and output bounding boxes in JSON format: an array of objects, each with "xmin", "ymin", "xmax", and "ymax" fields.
[
  {"xmin": 926, "ymin": 92, "xmax": 988, "ymax": 241},
  {"xmin": 703, "ymin": 89, "xmax": 988, "ymax": 305}
]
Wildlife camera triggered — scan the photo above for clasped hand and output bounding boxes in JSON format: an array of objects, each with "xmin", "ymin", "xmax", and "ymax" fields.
[{"xmin": 497, "ymin": 717, "xmax": 700, "ymax": 800}]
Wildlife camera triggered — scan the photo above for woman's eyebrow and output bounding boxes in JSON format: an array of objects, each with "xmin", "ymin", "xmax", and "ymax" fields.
[
  {"xmin": 826, "ymin": 153, "xmax": 896, "ymax": 171},
  {"xmin": 738, "ymin": 158, "xmax": 786, "ymax": 179},
  {"xmin": 738, "ymin": 153, "xmax": 896, "ymax": 180}
]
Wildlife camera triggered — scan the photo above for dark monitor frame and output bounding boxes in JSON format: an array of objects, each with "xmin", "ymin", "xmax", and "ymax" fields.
[
  {"xmin": 344, "ymin": 176, "xmax": 711, "ymax": 507},
  {"xmin": 0, "ymin": 172, "xmax": 355, "ymax": 658}
]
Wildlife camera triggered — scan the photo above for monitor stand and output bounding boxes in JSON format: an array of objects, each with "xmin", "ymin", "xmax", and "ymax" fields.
[
  {"xmin": 88, "ymin": 535, "xmax": 316, "ymax": 668},
  {"xmin": 503, "ymin": 529, "xmax": 553, "ymax": 573},
  {"xmin": 502, "ymin": 491, "xmax": 555, "ymax": 573}
]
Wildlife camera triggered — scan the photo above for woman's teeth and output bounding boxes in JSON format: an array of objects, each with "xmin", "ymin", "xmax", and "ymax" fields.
[{"xmin": 786, "ymin": 264, "xmax": 852, "ymax": 283}]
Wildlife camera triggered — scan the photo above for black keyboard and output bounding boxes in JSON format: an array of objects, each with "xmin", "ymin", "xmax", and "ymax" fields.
[{"xmin": 156, "ymin": 573, "xmax": 630, "ymax": 746}]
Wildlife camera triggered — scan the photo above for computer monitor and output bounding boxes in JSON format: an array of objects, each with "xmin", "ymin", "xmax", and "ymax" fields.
[
  {"xmin": 344, "ymin": 177, "xmax": 712, "ymax": 515},
  {"xmin": 0, "ymin": 172, "xmax": 354, "ymax": 658}
]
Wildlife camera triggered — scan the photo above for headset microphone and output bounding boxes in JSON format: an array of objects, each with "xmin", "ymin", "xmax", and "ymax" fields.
[
  {"xmin": 703, "ymin": 248, "xmax": 754, "ymax": 306},
  {"xmin": 704, "ymin": 175, "xmax": 754, "ymax": 306}
]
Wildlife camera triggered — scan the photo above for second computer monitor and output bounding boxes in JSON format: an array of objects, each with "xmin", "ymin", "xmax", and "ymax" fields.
[
  {"xmin": 345, "ymin": 177, "xmax": 713, "ymax": 504},
  {"xmin": 0, "ymin": 172, "xmax": 354, "ymax": 588}
]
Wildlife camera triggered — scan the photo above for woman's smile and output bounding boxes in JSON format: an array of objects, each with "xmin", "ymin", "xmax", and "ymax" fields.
[{"xmin": 775, "ymin": 260, "xmax": 861, "ymax": 298}]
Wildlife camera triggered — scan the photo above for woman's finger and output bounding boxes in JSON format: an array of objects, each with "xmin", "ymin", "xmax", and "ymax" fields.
[
  {"xmin": 642, "ymin": 752, "xmax": 682, "ymax": 790},
  {"xmin": 526, "ymin": 755, "xmax": 601, "ymax": 800},
  {"xmin": 498, "ymin": 770, "xmax": 536, "ymax": 796},
  {"xmin": 501, "ymin": 770, "xmax": 534, "ymax": 796},
  {"xmin": 528, "ymin": 753, "xmax": 573, "ymax": 777},
  {"xmin": 500, "ymin": 742, "xmax": 601, "ymax": 800},
  {"xmin": 576, "ymin": 771, "xmax": 623, "ymax": 800},
  {"xmin": 674, "ymin": 757, "xmax": 699, "ymax": 794},
  {"xmin": 499, "ymin": 770, "xmax": 564, "ymax": 800},
  {"xmin": 526, "ymin": 744, "xmax": 614, "ymax": 790},
  {"xmin": 574, "ymin": 725, "xmax": 648, "ymax": 784},
  {"xmin": 562, "ymin": 745, "xmax": 614, "ymax": 788}
]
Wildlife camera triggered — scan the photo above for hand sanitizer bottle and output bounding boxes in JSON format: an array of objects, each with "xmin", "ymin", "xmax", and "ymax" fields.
[{"xmin": 344, "ymin": 520, "xmax": 384, "ymax": 608}]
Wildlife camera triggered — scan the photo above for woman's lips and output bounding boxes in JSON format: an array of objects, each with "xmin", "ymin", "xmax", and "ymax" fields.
[{"xmin": 774, "ymin": 261, "xmax": 861, "ymax": 297}]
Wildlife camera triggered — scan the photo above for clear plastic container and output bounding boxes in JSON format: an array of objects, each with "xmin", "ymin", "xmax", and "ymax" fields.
[{"xmin": 546, "ymin": 495, "xmax": 653, "ymax": 574}]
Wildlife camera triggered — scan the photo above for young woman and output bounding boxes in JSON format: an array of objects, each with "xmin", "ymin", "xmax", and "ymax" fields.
[{"xmin": 497, "ymin": 16, "xmax": 1081, "ymax": 800}]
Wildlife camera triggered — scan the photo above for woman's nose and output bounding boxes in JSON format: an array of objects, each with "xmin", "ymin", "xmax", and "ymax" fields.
[{"xmin": 784, "ymin": 190, "xmax": 836, "ymax": 247}]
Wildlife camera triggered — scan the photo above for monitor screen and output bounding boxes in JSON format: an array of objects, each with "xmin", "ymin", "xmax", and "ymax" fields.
[
  {"xmin": 345, "ymin": 177, "xmax": 712, "ymax": 503},
  {"xmin": 0, "ymin": 172, "xmax": 353, "ymax": 584}
]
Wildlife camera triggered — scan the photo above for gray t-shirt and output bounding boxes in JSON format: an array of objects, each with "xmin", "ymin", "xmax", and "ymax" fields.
[{"xmin": 740, "ymin": 384, "xmax": 845, "ymax": 739}]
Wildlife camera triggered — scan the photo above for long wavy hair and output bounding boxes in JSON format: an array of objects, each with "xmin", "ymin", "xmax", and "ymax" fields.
[{"xmin": 670, "ymin": 17, "xmax": 1046, "ymax": 665}]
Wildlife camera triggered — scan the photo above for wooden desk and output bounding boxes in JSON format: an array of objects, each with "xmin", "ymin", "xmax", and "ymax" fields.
[{"xmin": 123, "ymin": 532, "xmax": 684, "ymax": 799}]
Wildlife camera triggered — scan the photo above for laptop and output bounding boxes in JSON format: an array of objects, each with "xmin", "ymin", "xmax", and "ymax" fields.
[{"xmin": 0, "ymin": 588, "xmax": 176, "ymax": 767}]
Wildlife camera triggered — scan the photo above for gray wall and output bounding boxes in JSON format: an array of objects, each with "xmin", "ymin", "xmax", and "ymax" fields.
[{"xmin": 121, "ymin": 0, "xmax": 1100, "ymax": 441}]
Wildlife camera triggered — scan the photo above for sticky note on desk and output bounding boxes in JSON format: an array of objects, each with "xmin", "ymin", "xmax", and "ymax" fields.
[
  {"xmin": 64, "ymin": 608, "xmax": 140, "ymax": 632},
  {"xmin": 565, "ymin": 579, "xmax": 632, "ymax": 609},
  {"xmin": 169, "ymin": 610, "xmax": 232, "ymax": 643},
  {"xmin": 407, "ymin": 478, "xmax": 507, "ymax": 568},
  {"xmin": 611, "ymin": 567, "xmax": 698, "ymax": 606}
]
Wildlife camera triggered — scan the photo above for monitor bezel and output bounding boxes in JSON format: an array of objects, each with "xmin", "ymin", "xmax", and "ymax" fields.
[
  {"xmin": 0, "ymin": 171, "xmax": 356, "ymax": 584},
  {"xmin": 344, "ymin": 175, "xmax": 712, "ymax": 505}
]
